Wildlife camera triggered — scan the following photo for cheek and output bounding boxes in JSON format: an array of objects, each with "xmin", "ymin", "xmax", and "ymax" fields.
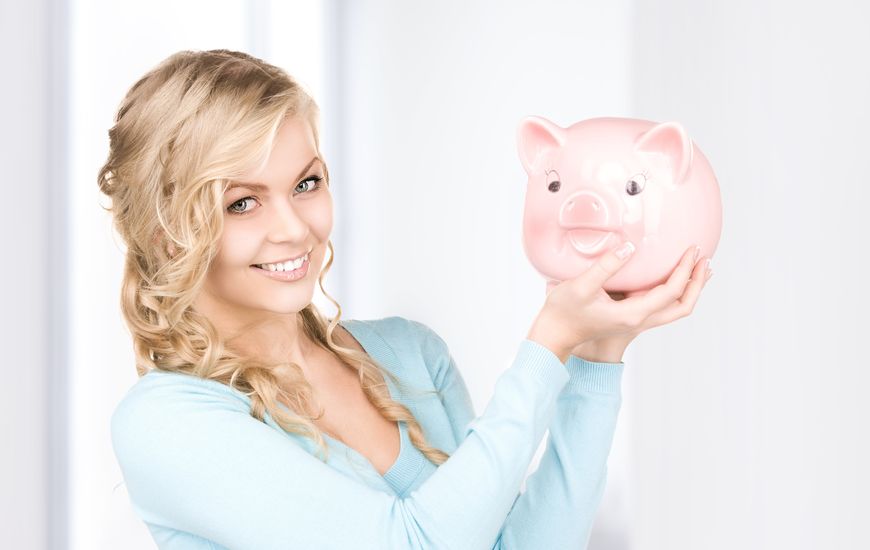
[
  {"xmin": 214, "ymin": 226, "xmax": 260, "ymax": 267},
  {"xmin": 308, "ymin": 198, "xmax": 334, "ymax": 239}
]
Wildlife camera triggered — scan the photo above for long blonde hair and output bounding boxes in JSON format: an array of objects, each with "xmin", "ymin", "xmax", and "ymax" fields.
[{"xmin": 98, "ymin": 49, "xmax": 449, "ymax": 466}]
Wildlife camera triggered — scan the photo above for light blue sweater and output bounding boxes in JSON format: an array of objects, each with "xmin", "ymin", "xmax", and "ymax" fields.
[{"xmin": 110, "ymin": 316, "xmax": 624, "ymax": 549}]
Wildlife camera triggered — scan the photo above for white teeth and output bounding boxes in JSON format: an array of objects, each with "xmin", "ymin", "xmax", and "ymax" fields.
[{"xmin": 257, "ymin": 253, "xmax": 307, "ymax": 272}]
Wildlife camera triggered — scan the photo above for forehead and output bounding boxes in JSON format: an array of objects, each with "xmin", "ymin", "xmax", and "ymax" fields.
[{"xmin": 226, "ymin": 117, "xmax": 320, "ymax": 192}]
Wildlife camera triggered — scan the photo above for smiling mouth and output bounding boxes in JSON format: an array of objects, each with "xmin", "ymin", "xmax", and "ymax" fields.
[{"xmin": 567, "ymin": 229, "xmax": 614, "ymax": 255}]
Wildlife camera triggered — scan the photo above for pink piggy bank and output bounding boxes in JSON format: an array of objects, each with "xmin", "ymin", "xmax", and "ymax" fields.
[{"xmin": 517, "ymin": 116, "xmax": 722, "ymax": 293}]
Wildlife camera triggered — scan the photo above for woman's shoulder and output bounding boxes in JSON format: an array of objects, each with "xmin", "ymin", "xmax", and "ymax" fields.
[
  {"xmin": 110, "ymin": 370, "xmax": 251, "ymax": 446},
  {"xmin": 343, "ymin": 316, "xmax": 452, "ymax": 388},
  {"xmin": 342, "ymin": 315, "xmax": 447, "ymax": 355},
  {"xmin": 114, "ymin": 368, "xmax": 252, "ymax": 407},
  {"xmin": 339, "ymin": 315, "xmax": 407, "ymax": 334}
]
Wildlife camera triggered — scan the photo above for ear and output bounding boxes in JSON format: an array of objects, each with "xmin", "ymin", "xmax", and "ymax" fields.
[
  {"xmin": 516, "ymin": 116, "xmax": 566, "ymax": 174},
  {"xmin": 152, "ymin": 227, "xmax": 178, "ymax": 258},
  {"xmin": 633, "ymin": 121, "xmax": 693, "ymax": 184}
]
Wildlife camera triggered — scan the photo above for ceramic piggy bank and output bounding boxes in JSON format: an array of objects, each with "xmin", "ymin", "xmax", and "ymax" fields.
[{"xmin": 517, "ymin": 116, "xmax": 722, "ymax": 292}]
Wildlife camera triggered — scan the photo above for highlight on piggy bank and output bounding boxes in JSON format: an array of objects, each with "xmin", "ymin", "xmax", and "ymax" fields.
[{"xmin": 517, "ymin": 115, "xmax": 722, "ymax": 293}]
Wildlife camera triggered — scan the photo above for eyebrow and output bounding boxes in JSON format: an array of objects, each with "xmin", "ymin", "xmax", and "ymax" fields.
[{"xmin": 226, "ymin": 157, "xmax": 322, "ymax": 193}]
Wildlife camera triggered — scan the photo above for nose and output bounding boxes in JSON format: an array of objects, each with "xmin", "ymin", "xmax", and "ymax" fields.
[
  {"xmin": 266, "ymin": 200, "xmax": 309, "ymax": 242},
  {"xmin": 559, "ymin": 190, "xmax": 610, "ymax": 229}
]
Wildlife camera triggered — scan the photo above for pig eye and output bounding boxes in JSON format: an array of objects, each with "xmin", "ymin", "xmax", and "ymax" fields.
[
  {"xmin": 626, "ymin": 173, "xmax": 646, "ymax": 196},
  {"xmin": 545, "ymin": 170, "xmax": 561, "ymax": 193}
]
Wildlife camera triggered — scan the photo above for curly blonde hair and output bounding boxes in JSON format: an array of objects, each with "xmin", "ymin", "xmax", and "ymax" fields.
[{"xmin": 98, "ymin": 49, "xmax": 449, "ymax": 466}]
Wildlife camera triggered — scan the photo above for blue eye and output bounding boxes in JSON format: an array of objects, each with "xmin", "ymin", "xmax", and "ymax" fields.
[
  {"xmin": 226, "ymin": 175, "xmax": 325, "ymax": 216},
  {"xmin": 295, "ymin": 175, "xmax": 324, "ymax": 194},
  {"xmin": 227, "ymin": 197, "xmax": 257, "ymax": 215}
]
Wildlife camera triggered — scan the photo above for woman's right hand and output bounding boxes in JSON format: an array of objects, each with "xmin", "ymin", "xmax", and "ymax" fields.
[{"xmin": 527, "ymin": 241, "xmax": 704, "ymax": 363}]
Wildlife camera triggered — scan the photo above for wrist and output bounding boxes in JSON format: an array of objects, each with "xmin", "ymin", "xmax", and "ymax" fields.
[
  {"xmin": 571, "ymin": 338, "xmax": 629, "ymax": 363},
  {"xmin": 527, "ymin": 315, "xmax": 573, "ymax": 364}
]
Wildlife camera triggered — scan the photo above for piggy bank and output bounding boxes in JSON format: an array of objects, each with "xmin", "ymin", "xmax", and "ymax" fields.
[{"xmin": 517, "ymin": 116, "xmax": 722, "ymax": 293}]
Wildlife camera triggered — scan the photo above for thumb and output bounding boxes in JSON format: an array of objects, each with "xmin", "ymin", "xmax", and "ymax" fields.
[{"xmin": 583, "ymin": 240, "xmax": 636, "ymax": 289}]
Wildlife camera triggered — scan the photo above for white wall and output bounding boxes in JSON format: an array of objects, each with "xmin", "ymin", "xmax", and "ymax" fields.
[{"xmin": 0, "ymin": 1, "xmax": 56, "ymax": 547}]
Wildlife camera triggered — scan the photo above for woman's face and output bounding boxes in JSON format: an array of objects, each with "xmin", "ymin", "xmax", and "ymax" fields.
[{"xmin": 196, "ymin": 115, "xmax": 333, "ymax": 327}]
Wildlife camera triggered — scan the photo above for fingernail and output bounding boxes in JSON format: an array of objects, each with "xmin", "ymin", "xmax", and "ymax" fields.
[
  {"xmin": 704, "ymin": 258, "xmax": 712, "ymax": 276},
  {"xmin": 693, "ymin": 246, "xmax": 701, "ymax": 262},
  {"xmin": 616, "ymin": 241, "xmax": 635, "ymax": 259}
]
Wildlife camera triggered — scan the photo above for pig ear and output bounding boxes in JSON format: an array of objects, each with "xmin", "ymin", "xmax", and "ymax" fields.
[
  {"xmin": 633, "ymin": 121, "xmax": 694, "ymax": 184},
  {"xmin": 517, "ymin": 116, "xmax": 565, "ymax": 174}
]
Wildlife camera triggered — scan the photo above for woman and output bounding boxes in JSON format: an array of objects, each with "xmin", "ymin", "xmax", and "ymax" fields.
[{"xmin": 104, "ymin": 49, "xmax": 712, "ymax": 549}]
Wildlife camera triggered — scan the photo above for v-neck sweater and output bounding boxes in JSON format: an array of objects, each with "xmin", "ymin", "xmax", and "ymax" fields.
[{"xmin": 110, "ymin": 315, "xmax": 624, "ymax": 549}]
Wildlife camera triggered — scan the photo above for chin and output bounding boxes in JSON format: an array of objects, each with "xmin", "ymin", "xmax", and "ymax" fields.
[{"xmin": 255, "ymin": 300, "xmax": 312, "ymax": 315}]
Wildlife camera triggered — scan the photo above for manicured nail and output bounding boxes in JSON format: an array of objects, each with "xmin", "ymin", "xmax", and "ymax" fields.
[
  {"xmin": 693, "ymin": 246, "xmax": 701, "ymax": 262},
  {"xmin": 616, "ymin": 241, "xmax": 635, "ymax": 259},
  {"xmin": 704, "ymin": 258, "xmax": 712, "ymax": 277}
]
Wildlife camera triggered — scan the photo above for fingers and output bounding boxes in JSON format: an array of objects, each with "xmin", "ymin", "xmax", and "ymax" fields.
[
  {"xmin": 637, "ymin": 254, "xmax": 711, "ymax": 328},
  {"xmin": 645, "ymin": 244, "xmax": 699, "ymax": 301},
  {"xmin": 583, "ymin": 239, "xmax": 636, "ymax": 291},
  {"xmin": 611, "ymin": 245, "xmax": 702, "ymax": 323}
]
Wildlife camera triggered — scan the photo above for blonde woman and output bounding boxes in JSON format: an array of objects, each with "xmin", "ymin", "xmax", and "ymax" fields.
[{"xmin": 105, "ymin": 49, "xmax": 712, "ymax": 550}]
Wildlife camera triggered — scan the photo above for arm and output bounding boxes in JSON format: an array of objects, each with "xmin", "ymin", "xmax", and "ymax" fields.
[
  {"xmin": 110, "ymin": 338, "xmax": 570, "ymax": 550},
  {"xmin": 495, "ymin": 354, "xmax": 623, "ymax": 549},
  {"xmin": 412, "ymin": 322, "xmax": 623, "ymax": 550}
]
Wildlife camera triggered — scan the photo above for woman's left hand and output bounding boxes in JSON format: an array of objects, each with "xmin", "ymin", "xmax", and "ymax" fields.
[{"xmin": 550, "ymin": 254, "xmax": 713, "ymax": 363}]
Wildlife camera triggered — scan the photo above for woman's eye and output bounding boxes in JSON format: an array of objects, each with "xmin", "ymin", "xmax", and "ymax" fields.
[
  {"xmin": 295, "ymin": 175, "xmax": 324, "ymax": 194},
  {"xmin": 227, "ymin": 197, "xmax": 256, "ymax": 215}
]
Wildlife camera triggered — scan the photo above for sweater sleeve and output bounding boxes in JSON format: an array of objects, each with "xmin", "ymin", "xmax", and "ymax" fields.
[
  {"xmin": 411, "ymin": 322, "xmax": 624, "ymax": 550},
  {"xmin": 494, "ymin": 354, "xmax": 624, "ymax": 549},
  {"xmin": 110, "ymin": 338, "xmax": 570, "ymax": 550}
]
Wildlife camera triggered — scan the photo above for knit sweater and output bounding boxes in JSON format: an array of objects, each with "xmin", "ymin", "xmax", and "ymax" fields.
[{"xmin": 110, "ymin": 315, "xmax": 624, "ymax": 549}]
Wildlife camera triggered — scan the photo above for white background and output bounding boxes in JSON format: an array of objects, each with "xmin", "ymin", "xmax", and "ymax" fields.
[{"xmin": 2, "ymin": 0, "xmax": 868, "ymax": 548}]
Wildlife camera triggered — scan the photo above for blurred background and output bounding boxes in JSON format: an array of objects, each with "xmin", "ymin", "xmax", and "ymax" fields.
[{"xmin": 3, "ymin": 0, "xmax": 869, "ymax": 548}]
